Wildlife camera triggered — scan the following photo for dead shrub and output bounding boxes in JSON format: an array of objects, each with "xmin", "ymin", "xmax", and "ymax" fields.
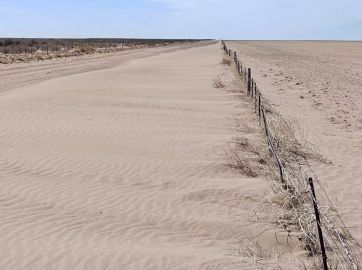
[
  {"xmin": 233, "ymin": 117, "xmax": 258, "ymax": 134},
  {"xmin": 222, "ymin": 57, "xmax": 231, "ymax": 65},
  {"xmin": 265, "ymin": 112, "xmax": 324, "ymax": 163},
  {"xmin": 226, "ymin": 147, "xmax": 258, "ymax": 177},
  {"xmin": 212, "ymin": 75, "xmax": 225, "ymax": 88}
]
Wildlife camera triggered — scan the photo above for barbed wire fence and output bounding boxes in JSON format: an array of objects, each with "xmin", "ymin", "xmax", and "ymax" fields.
[{"xmin": 221, "ymin": 41, "xmax": 360, "ymax": 270}]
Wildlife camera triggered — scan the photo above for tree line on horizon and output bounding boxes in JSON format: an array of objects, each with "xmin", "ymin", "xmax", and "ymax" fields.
[{"xmin": 0, "ymin": 38, "xmax": 206, "ymax": 47}]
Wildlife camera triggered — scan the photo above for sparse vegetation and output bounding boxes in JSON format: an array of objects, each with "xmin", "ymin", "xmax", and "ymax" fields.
[
  {"xmin": 222, "ymin": 56, "xmax": 231, "ymax": 65},
  {"xmin": 212, "ymin": 75, "xmax": 225, "ymax": 88},
  {"xmin": 0, "ymin": 38, "xmax": 207, "ymax": 64},
  {"xmin": 237, "ymin": 238, "xmax": 274, "ymax": 259},
  {"xmin": 222, "ymin": 42, "xmax": 361, "ymax": 269},
  {"xmin": 226, "ymin": 146, "xmax": 258, "ymax": 177}
]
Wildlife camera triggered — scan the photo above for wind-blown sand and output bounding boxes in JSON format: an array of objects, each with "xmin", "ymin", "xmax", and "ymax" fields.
[
  {"xmin": 227, "ymin": 41, "xmax": 362, "ymax": 252},
  {"xmin": 0, "ymin": 42, "xmax": 211, "ymax": 93},
  {"xmin": 0, "ymin": 43, "xmax": 303, "ymax": 269}
]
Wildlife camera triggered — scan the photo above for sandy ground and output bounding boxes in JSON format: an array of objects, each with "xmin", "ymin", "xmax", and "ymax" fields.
[
  {"xmin": 227, "ymin": 41, "xmax": 362, "ymax": 250},
  {"xmin": 0, "ymin": 42, "xmax": 304, "ymax": 269},
  {"xmin": 0, "ymin": 42, "xmax": 212, "ymax": 93}
]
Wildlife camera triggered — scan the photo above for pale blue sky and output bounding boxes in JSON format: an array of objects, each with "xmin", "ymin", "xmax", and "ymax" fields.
[{"xmin": 0, "ymin": 0, "xmax": 361, "ymax": 39}]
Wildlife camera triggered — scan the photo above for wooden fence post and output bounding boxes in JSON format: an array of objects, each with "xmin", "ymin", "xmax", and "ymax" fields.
[
  {"xmin": 309, "ymin": 177, "xmax": 328, "ymax": 270},
  {"xmin": 247, "ymin": 68, "xmax": 252, "ymax": 95},
  {"xmin": 250, "ymin": 79, "xmax": 255, "ymax": 99},
  {"xmin": 251, "ymin": 79, "xmax": 254, "ymax": 98},
  {"xmin": 255, "ymin": 84, "xmax": 257, "ymax": 100},
  {"xmin": 258, "ymin": 94, "xmax": 261, "ymax": 119},
  {"xmin": 253, "ymin": 82, "xmax": 256, "ymax": 99},
  {"xmin": 254, "ymin": 87, "xmax": 258, "ymax": 110},
  {"xmin": 254, "ymin": 84, "xmax": 259, "ymax": 107}
]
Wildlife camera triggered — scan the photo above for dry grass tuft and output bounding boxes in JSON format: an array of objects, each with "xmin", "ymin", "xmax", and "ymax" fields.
[
  {"xmin": 233, "ymin": 117, "xmax": 258, "ymax": 134},
  {"xmin": 264, "ymin": 110, "xmax": 326, "ymax": 164},
  {"xmin": 212, "ymin": 75, "xmax": 226, "ymax": 88},
  {"xmin": 237, "ymin": 238, "xmax": 274, "ymax": 259},
  {"xmin": 73, "ymin": 46, "xmax": 97, "ymax": 54},
  {"xmin": 222, "ymin": 57, "xmax": 232, "ymax": 65},
  {"xmin": 226, "ymin": 147, "xmax": 258, "ymax": 177}
]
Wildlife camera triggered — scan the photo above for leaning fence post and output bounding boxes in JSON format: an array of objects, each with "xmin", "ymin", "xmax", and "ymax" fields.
[{"xmin": 309, "ymin": 177, "xmax": 328, "ymax": 270}]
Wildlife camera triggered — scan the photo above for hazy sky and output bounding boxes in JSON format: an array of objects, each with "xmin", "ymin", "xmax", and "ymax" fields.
[{"xmin": 0, "ymin": 0, "xmax": 361, "ymax": 39}]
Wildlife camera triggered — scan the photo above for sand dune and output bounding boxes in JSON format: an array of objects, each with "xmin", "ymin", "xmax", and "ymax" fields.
[
  {"xmin": 227, "ymin": 41, "xmax": 362, "ymax": 254},
  {"xmin": 0, "ymin": 43, "xmax": 304, "ymax": 269}
]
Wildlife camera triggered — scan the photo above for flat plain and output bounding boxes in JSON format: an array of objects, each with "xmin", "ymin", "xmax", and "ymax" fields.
[{"xmin": 1, "ymin": 40, "xmax": 361, "ymax": 269}]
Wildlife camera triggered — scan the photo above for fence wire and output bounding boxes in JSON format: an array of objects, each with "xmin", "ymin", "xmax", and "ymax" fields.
[{"xmin": 222, "ymin": 41, "xmax": 360, "ymax": 270}]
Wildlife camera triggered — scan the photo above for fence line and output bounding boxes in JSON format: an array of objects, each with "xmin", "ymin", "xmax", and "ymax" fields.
[{"xmin": 221, "ymin": 41, "xmax": 359, "ymax": 270}]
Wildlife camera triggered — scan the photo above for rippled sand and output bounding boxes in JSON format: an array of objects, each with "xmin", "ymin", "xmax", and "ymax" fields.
[{"xmin": 0, "ymin": 42, "xmax": 305, "ymax": 269}]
